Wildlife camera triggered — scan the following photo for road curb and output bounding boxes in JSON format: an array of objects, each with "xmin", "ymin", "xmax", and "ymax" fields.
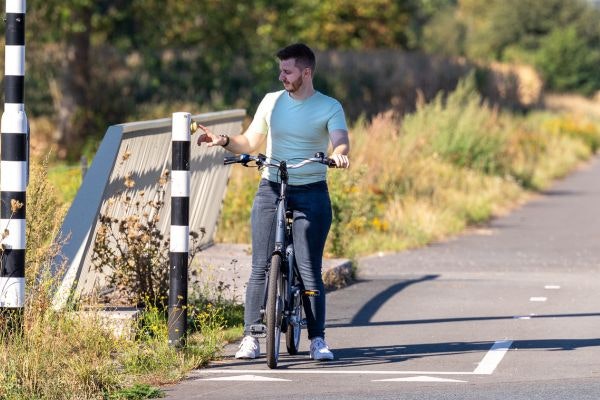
[
  {"xmin": 322, "ymin": 259, "xmax": 354, "ymax": 290},
  {"xmin": 191, "ymin": 243, "xmax": 354, "ymax": 302}
]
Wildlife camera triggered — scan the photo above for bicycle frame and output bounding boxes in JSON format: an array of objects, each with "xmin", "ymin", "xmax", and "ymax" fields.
[
  {"xmin": 262, "ymin": 160, "xmax": 296, "ymax": 332},
  {"xmin": 273, "ymin": 160, "xmax": 289, "ymax": 257}
]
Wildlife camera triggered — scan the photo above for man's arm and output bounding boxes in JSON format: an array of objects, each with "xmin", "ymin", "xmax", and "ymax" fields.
[
  {"xmin": 330, "ymin": 129, "xmax": 350, "ymax": 168},
  {"xmin": 196, "ymin": 124, "xmax": 266, "ymax": 154}
]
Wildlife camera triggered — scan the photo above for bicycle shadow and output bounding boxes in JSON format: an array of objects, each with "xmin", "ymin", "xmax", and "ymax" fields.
[{"xmin": 213, "ymin": 274, "xmax": 440, "ymax": 369}]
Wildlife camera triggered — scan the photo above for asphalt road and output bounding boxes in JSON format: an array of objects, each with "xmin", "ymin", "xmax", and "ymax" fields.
[{"xmin": 164, "ymin": 156, "xmax": 600, "ymax": 400}]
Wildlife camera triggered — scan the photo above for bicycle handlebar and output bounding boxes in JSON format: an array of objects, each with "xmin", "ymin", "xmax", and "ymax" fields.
[
  {"xmin": 223, "ymin": 152, "xmax": 337, "ymax": 168},
  {"xmin": 223, "ymin": 153, "xmax": 254, "ymax": 165}
]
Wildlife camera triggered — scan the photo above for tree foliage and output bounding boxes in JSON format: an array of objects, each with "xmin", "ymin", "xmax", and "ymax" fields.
[
  {"xmin": 535, "ymin": 26, "xmax": 600, "ymax": 95},
  {"xmin": 15, "ymin": 0, "xmax": 600, "ymax": 157},
  {"xmin": 423, "ymin": 0, "xmax": 600, "ymax": 94}
]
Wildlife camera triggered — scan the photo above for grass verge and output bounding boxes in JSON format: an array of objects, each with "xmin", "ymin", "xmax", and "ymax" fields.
[{"xmin": 0, "ymin": 159, "xmax": 244, "ymax": 399}]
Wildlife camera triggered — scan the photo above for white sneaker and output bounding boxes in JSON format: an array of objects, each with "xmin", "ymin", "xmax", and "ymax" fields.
[
  {"xmin": 235, "ymin": 336, "xmax": 260, "ymax": 359},
  {"xmin": 310, "ymin": 337, "xmax": 334, "ymax": 361}
]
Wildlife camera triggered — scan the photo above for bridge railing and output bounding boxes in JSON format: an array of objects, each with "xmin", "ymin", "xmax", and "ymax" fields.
[{"xmin": 52, "ymin": 109, "xmax": 245, "ymax": 309}]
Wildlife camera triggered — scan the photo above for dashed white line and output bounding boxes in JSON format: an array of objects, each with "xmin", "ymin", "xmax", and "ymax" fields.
[
  {"xmin": 373, "ymin": 376, "xmax": 467, "ymax": 383},
  {"xmin": 544, "ymin": 285, "xmax": 560, "ymax": 290},
  {"xmin": 529, "ymin": 297, "xmax": 547, "ymax": 302},
  {"xmin": 513, "ymin": 315, "xmax": 533, "ymax": 319}
]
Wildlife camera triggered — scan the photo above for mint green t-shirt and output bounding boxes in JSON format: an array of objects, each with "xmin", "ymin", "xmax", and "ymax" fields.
[{"xmin": 246, "ymin": 90, "xmax": 348, "ymax": 185}]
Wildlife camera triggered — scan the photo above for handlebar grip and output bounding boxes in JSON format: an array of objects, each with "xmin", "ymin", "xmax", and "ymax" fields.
[
  {"xmin": 224, "ymin": 155, "xmax": 241, "ymax": 165},
  {"xmin": 224, "ymin": 154, "xmax": 253, "ymax": 165},
  {"xmin": 314, "ymin": 152, "xmax": 337, "ymax": 168}
]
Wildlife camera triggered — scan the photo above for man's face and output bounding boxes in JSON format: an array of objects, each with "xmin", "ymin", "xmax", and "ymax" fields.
[{"xmin": 279, "ymin": 58, "xmax": 304, "ymax": 93}]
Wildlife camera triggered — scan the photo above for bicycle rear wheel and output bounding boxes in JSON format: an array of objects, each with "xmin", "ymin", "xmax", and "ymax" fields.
[
  {"xmin": 266, "ymin": 254, "xmax": 283, "ymax": 368},
  {"xmin": 285, "ymin": 288, "xmax": 302, "ymax": 355}
]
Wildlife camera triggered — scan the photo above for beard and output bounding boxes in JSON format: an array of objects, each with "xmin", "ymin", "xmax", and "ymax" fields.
[{"xmin": 283, "ymin": 76, "xmax": 303, "ymax": 93}]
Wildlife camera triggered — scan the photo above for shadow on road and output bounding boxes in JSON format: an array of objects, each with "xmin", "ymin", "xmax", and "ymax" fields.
[
  {"xmin": 349, "ymin": 275, "xmax": 439, "ymax": 326},
  {"xmin": 328, "ymin": 311, "xmax": 600, "ymax": 328},
  {"xmin": 541, "ymin": 189, "xmax": 582, "ymax": 196}
]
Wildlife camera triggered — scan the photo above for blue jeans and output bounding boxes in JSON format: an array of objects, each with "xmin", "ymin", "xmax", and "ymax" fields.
[{"xmin": 244, "ymin": 179, "xmax": 332, "ymax": 339}]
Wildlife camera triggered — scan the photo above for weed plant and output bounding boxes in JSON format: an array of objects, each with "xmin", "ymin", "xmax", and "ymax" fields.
[{"xmin": 91, "ymin": 167, "xmax": 203, "ymax": 308}]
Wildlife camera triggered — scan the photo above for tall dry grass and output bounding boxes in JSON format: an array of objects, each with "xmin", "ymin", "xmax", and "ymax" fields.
[{"xmin": 217, "ymin": 75, "xmax": 600, "ymax": 259}]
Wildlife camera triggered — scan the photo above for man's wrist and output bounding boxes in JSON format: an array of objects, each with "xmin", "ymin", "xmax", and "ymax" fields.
[{"xmin": 219, "ymin": 134, "xmax": 230, "ymax": 147}]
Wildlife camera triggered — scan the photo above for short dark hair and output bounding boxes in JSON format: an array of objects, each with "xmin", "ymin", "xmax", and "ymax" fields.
[{"xmin": 276, "ymin": 43, "xmax": 316, "ymax": 72}]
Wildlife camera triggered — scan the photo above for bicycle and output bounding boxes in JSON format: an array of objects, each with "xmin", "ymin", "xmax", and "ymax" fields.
[{"xmin": 224, "ymin": 152, "xmax": 335, "ymax": 369}]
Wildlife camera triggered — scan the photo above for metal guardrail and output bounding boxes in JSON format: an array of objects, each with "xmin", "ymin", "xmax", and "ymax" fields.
[{"xmin": 52, "ymin": 109, "xmax": 245, "ymax": 309}]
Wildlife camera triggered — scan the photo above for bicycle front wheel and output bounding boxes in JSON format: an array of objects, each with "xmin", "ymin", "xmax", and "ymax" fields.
[{"xmin": 266, "ymin": 254, "xmax": 284, "ymax": 369}]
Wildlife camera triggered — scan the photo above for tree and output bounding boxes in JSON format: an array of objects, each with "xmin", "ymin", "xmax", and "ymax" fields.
[
  {"xmin": 26, "ymin": 1, "xmax": 92, "ymax": 157},
  {"xmin": 458, "ymin": 0, "xmax": 600, "ymax": 62},
  {"xmin": 421, "ymin": 6, "xmax": 465, "ymax": 56},
  {"xmin": 291, "ymin": 0, "xmax": 421, "ymax": 50},
  {"xmin": 536, "ymin": 26, "xmax": 600, "ymax": 95}
]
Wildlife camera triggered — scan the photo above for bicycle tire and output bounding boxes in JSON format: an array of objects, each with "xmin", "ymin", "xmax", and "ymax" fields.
[
  {"xmin": 285, "ymin": 289, "xmax": 302, "ymax": 355},
  {"xmin": 266, "ymin": 254, "xmax": 283, "ymax": 368}
]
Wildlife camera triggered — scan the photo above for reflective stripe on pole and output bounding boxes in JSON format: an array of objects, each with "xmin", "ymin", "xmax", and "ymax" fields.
[
  {"xmin": 1, "ymin": 0, "xmax": 27, "ymax": 308},
  {"xmin": 168, "ymin": 112, "xmax": 190, "ymax": 346}
]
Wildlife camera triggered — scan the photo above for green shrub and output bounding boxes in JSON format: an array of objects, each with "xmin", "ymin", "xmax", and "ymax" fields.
[
  {"xmin": 403, "ymin": 74, "xmax": 509, "ymax": 175},
  {"xmin": 535, "ymin": 26, "xmax": 600, "ymax": 96}
]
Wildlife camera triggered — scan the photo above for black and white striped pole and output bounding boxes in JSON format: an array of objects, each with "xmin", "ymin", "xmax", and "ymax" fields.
[
  {"xmin": 168, "ymin": 112, "xmax": 190, "ymax": 346},
  {"xmin": 0, "ymin": 0, "xmax": 27, "ymax": 311}
]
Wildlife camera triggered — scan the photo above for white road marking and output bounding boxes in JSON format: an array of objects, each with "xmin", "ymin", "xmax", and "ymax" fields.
[
  {"xmin": 201, "ymin": 374, "xmax": 291, "ymax": 382},
  {"xmin": 197, "ymin": 340, "xmax": 513, "ymax": 379},
  {"xmin": 197, "ymin": 369, "xmax": 477, "ymax": 376},
  {"xmin": 373, "ymin": 375, "xmax": 467, "ymax": 383},
  {"xmin": 544, "ymin": 285, "xmax": 560, "ymax": 290},
  {"xmin": 473, "ymin": 340, "xmax": 513, "ymax": 375},
  {"xmin": 530, "ymin": 297, "xmax": 547, "ymax": 302}
]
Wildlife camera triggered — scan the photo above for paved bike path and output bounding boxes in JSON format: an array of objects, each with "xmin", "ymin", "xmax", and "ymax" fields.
[{"xmin": 164, "ymin": 156, "xmax": 600, "ymax": 400}]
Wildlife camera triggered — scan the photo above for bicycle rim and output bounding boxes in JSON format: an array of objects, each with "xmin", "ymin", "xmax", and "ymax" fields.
[{"xmin": 266, "ymin": 254, "xmax": 283, "ymax": 368}]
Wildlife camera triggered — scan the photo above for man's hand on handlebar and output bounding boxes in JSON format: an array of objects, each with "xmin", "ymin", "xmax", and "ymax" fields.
[{"xmin": 329, "ymin": 153, "xmax": 350, "ymax": 169}]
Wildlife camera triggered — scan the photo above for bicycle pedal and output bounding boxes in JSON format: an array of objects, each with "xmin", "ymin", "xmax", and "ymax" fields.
[
  {"xmin": 249, "ymin": 324, "xmax": 267, "ymax": 338},
  {"xmin": 300, "ymin": 318, "xmax": 307, "ymax": 327},
  {"xmin": 303, "ymin": 290, "xmax": 320, "ymax": 297}
]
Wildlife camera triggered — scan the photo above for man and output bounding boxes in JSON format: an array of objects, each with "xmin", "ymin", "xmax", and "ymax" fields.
[{"xmin": 197, "ymin": 43, "xmax": 350, "ymax": 361}]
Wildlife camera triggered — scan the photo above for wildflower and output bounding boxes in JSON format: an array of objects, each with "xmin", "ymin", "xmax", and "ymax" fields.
[{"xmin": 10, "ymin": 199, "xmax": 23, "ymax": 213}]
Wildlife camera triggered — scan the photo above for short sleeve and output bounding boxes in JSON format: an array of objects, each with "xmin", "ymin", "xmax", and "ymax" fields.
[
  {"xmin": 246, "ymin": 93, "xmax": 278, "ymax": 135},
  {"xmin": 327, "ymin": 101, "xmax": 348, "ymax": 133}
]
